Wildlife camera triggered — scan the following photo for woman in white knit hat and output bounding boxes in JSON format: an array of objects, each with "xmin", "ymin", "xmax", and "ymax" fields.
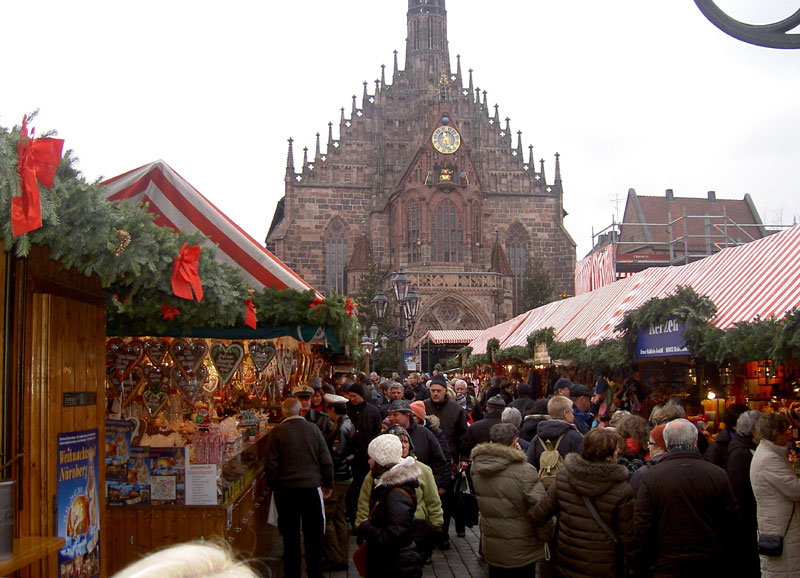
[{"xmin": 356, "ymin": 434, "xmax": 423, "ymax": 578}]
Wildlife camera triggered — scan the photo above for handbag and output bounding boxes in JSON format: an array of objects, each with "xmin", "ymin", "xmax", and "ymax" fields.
[
  {"xmin": 758, "ymin": 504, "xmax": 795, "ymax": 557},
  {"xmin": 452, "ymin": 469, "xmax": 479, "ymax": 527}
]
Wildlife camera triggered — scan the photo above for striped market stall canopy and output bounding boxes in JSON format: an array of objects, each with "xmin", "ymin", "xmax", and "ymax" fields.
[
  {"xmin": 101, "ymin": 160, "xmax": 315, "ymax": 293},
  {"xmin": 415, "ymin": 330, "xmax": 485, "ymax": 347},
  {"xmin": 470, "ymin": 225, "xmax": 800, "ymax": 353}
]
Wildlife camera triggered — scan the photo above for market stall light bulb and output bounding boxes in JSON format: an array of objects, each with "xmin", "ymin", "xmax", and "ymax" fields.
[{"xmin": 707, "ymin": 391, "xmax": 716, "ymax": 400}]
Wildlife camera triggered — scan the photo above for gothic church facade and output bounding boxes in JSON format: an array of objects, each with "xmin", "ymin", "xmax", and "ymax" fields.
[{"xmin": 266, "ymin": 0, "xmax": 576, "ymax": 345}]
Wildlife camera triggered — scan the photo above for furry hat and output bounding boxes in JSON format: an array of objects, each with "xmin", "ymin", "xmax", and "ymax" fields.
[{"xmin": 368, "ymin": 434, "xmax": 403, "ymax": 466}]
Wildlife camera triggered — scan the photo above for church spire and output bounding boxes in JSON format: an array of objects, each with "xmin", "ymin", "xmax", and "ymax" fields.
[
  {"xmin": 406, "ymin": 0, "xmax": 450, "ymax": 88},
  {"xmin": 554, "ymin": 152, "xmax": 562, "ymax": 183},
  {"xmin": 315, "ymin": 132, "xmax": 321, "ymax": 160},
  {"xmin": 285, "ymin": 137, "xmax": 294, "ymax": 178}
]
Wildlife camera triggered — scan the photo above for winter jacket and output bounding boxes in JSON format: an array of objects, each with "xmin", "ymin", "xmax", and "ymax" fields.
[
  {"xmin": 573, "ymin": 405, "xmax": 592, "ymax": 435},
  {"xmin": 519, "ymin": 413, "xmax": 549, "ymax": 443},
  {"xmin": 326, "ymin": 414, "xmax": 355, "ymax": 483},
  {"xmin": 726, "ymin": 434, "xmax": 759, "ymax": 577},
  {"xmin": 470, "ymin": 442, "xmax": 550, "ymax": 569},
  {"xmin": 406, "ymin": 383, "xmax": 430, "ymax": 401},
  {"xmin": 629, "ymin": 452, "xmax": 666, "ymax": 495},
  {"xmin": 750, "ymin": 439, "xmax": 800, "ymax": 577},
  {"xmin": 347, "ymin": 400, "xmax": 383, "ymax": 462},
  {"xmin": 424, "ymin": 397, "xmax": 467, "ymax": 462},
  {"xmin": 405, "ymin": 418, "xmax": 449, "ymax": 489},
  {"xmin": 425, "ymin": 415, "xmax": 453, "ymax": 476},
  {"xmin": 355, "ymin": 457, "xmax": 443, "ymax": 529},
  {"xmin": 635, "ymin": 449, "xmax": 743, "ymax": 577},
  {"xmin": 265, "ymin": 416, "xmax": 333, "ymax": 491},
  {"xmin": 706, "ymin": 427, "xmax": 734, "ymax": 469},
  {"xmin": 356, "ymin": 457, "xmax": 423, "ymax": 578},
  {"xmin": 526, "ymin": 419, "xmax": 584, "ymax": 470},
  {"xmin": 509, "ymin": 384, "xmax": 536, "ymax": 416},
  {"xmin": 305, "ymin": 408, "xmax": 333, "ymax": 438},
  {"xmin": 460, "ymin": 411, "xmax": 503, "ymax": 461},
  {"xmin": 529, "ymin": 453, "xmax": 634, "ymax": 578}
]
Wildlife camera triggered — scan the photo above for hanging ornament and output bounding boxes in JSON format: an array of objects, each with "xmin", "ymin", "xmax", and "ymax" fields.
[
  {"xmin": 113, "ymin": 228, "xmax": 131, "ymax": 256},
  {"xmin": 245, "ymin": 293, "xmax": 257, "ymax": 329}
]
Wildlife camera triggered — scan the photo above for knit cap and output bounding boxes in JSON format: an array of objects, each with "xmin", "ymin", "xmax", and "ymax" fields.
[
  {"xmin": 348, "ymin": 382, "xmax": 367, "ymax": 401},
  {"xmin": 410, "ymin": 401, "xmax": 427, "ymax": 422},
  {"xmin": 368, "ymin": 434, "xmax": 403, "ymax": 466},
  {"xmin": 650, "ymin": 424, "xmax": 667, "ymax": 451},
  {"xmin": 487, "ymin": 395, "xmax": 507, "ymax": 410}
]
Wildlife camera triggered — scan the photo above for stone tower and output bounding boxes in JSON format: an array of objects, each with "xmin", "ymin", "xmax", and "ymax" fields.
[{"xmin": 266, "ymin": 0, "xmax": 576, "ymax": 345}]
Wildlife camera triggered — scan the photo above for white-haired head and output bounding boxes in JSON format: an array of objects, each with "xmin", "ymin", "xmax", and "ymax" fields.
[
  {"xmin": 501, "ymin": 407, "xmax": 522, "ymax": 428},
  {"xmin": 663, "ymin": 418, "xmax": 698, "ymax": 451},
  {"xmin": 111, "ymin": 541, "xmax": 258, "ymax": 578},
  {"xmin": 735, "ymin": 410, "xmax": 762, "ymax": 437}
]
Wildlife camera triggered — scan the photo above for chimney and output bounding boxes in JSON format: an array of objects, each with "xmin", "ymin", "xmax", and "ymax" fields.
[
  {"xmin": 666, "ymin": 189, "xmax": 674, "ymax": 202},
  {"xmin": 708, "ymin": 190, "xmax": 716, "ymax": 203}
]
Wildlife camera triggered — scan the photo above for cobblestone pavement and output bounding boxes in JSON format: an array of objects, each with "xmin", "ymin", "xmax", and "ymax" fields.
[{"xmin": 259, "ymin": 526, "xmax": 488, "ymax": 578}]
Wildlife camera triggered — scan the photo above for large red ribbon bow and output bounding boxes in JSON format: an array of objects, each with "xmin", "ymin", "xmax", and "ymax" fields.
[
  {"xmin": 245, "ymin": 293, "xmax": 257, "ymax": 329},
  {"xmin": 12, "ymin": 115, "xmax": 64, "ymax": 236},
  {"xmin": 171, "ymin": 243, "xmax": 204, "ymax": 301}
]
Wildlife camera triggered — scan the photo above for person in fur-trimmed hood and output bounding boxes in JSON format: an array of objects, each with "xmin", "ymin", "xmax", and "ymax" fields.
[
  {"xmin": 357, "ymin": 435, "xmax": 423, "ymax": 578},
  {"xmin": 528, "ymin": 428, "xmax": 635, "ymax": 578},
  {"xmin": 471, "ymin": 423, "xmax": 551, "ymax": 575}
]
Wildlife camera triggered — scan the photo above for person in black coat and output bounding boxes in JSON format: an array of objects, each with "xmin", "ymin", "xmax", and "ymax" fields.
[
  {"xmin": 519, "ymin": 398, "xmax": 550, "ymax": 443},
  {"xmin": 346, "ymin": 382, "xmax": 383, "ymax": 528},
  {"xmin": 460, "ymin": 395, "xmax": 506, "ymax": 461},
  {"xmin": 725, "ymin": 410, "xmax": 762, "ymax": 577},
  {"xmin": 386, "ymin": 399, "xmax": 450, "ymax": 491},
  {"xmin": 706, "ymin": 403, "xmax": 749, "ymax": 469},
  {"xmin": 509, "ymin": 383, "xmax": 536, "ymax": 416},
  {"xmin": 526, "ymin": 395, "xmax": 584, "ymax": 470},
  {"xmin": 635, "ymin": 418, "xmax": 744, "ymax": 577},
  {"xmin": 357, "ymin": 435, "xmax": 423, "ymax": 578}
]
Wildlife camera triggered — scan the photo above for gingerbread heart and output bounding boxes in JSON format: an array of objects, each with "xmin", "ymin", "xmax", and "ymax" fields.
[
  {"xmin": 171, "ymin": 364, "xmax": 208, "ymax": 404},
  {"xmin": 143, "ymin": 364, "xmax": 171, "ymax": 393},
  {"xmin": 144, "ymin": 338, "xmax": 170, "ymax": 365},
  {"xmin": 106, "ymin": 338, "xmax": 123, "ymax": 374},
  {"xmin": 278, "ymin": 349, "xmax": 294, "ymax": 380},
  {"xmin": 111, "ymin": 340, "xmax": 144, "ymax": 382},
  {"xmin": 142, "ymin": 390, "xmax": 168, "ymax": 417},
  {"xmin": 120, "ymin": 367, "xmax": 144, "ymax": 406},
  {"xmin": 311, "ymin": 356, "xmax": 323, "ymax": 377},
  {"xmin": 248, "ymin": 340, "xmax": 277, "ymax": 372},
  {"xmin": 209, "ymin": 342, "xmax": 245, "ymax": 385},
  {"xmin": 170, "ymin": 339, "xmax": 208, "ymax": 374},
  {"xmin": 253, "ymin": 375, "xmax": 268, "ymax": 400},
  {"xmin": 203, "ymin": 373, "xmax": 219, "ymax": 394}
]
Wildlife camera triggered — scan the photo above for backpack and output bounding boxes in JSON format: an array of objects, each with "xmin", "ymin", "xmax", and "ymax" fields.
[{"xmin": 538, "ymin": 434, "xmax": 565, "ymax": 489}]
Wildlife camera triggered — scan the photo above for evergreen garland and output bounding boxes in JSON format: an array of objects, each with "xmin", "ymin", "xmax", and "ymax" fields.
[{"xmin": 1, "ymin": 119, "xmax": 358, "ymax": 348}]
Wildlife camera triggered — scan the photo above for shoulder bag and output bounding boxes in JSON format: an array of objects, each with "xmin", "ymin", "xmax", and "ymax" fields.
[{"xmin": 758, "ymin": 503, "xmax": 796, "ymax": 557}]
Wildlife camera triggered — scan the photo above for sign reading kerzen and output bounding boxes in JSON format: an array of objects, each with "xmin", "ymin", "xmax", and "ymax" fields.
[{"xmin": 636, "ymin": 317, "xmax": 690, "ymax": 358}]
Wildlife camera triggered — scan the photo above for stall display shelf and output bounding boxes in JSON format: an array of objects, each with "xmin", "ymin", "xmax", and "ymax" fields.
[{"xmin": 0, "ymin": 536, "xmax": 65, "ymax": 576}]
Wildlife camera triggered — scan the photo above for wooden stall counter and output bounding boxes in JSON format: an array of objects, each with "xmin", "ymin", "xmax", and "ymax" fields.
[
  {"xmin": 0, "ymin": 536, "xmax": 65, "ymax": 576},
  {"xmin": 106, "ymin": 432, "xmax": 273, "ymax": 575}
]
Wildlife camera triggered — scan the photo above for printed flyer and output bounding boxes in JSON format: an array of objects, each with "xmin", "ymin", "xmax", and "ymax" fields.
[
  {"xmin": 150, "ymin": 446, "xmax": 187, "ymax": 504},
  {"xmin": 57, "ymin": 428, "xmax": 100, "ymax": 578},
  {"xmin": 104, "ymin": 419, "xmax": 133, "ymax": 482}
]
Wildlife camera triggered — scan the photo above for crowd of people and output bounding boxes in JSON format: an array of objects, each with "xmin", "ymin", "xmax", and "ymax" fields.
[{"xmin": 112, "ymin": 369, "xmax": 800, "ymax": 578}]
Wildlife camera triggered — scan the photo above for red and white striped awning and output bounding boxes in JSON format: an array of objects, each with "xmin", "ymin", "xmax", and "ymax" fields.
[
  {"xmin": 101, "ymin": 160, "xmax": 315, "ymax": 293},
  {"xmin": 416, "ymin": 330, "xmax": 485, "ymax": 347},
  {"xmin": 470, "ymin": 225, "xmax": 800, "ymax": 353}
]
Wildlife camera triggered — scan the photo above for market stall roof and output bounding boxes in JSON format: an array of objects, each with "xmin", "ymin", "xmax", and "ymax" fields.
[
  {"xmin": 415, "ymin": 329, "xmax": 485, "ymax": 347},
  {"xmin": 100, "ymin": 160, "xmax": 315, "ymax": 293},
  {"xmin": 470, "ymin": 225, "xmax": 800, "ymax": 354}
]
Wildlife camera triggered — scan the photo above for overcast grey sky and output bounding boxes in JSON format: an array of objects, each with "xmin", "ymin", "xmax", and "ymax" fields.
[{"xmin": 3, "ymin": 1, "xmax": 799, "ymax": 260}]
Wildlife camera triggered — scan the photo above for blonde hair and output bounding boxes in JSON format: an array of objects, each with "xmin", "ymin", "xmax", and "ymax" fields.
[
  {"xmin": 547, "ymin": 395, "xmax": 573, "ymax": 420},
  {"xmin": 111, "ymin": 541, "xmax": 258, "ymax": 578}
]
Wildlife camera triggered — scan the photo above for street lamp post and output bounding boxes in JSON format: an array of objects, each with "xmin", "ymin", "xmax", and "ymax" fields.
[{"xmin": 370, "ymin": 270, "xmax": 420, "ymax": 379}]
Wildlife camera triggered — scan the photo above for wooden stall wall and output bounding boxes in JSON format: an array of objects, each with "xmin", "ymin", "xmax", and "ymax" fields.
[{"xmin": 5, "ymin": 245, "xmax": 107, "ymax": 577}]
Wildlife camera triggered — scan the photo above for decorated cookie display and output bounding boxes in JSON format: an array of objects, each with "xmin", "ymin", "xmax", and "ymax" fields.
[
  {"xmin": 143, "ymin": 364, "xmax": 171, "ymax": 393},
  {"xmin": 110, "ymin": 339, "xmax": 145, "ymax": 383},
  {"xmin": 248, "ymin": 340, "xmax": 277, "ymax": 373},
  {"xmin": 171, "ymin": 364, "xmax": 208, "ymax": 404},
  {"xmin": 143, "ymin": 338, "xmax": 170, "ymax": 365},
  {"xmin": 209, "ymin": 342, "xmax": 245, "ymax": 385},
  {"xmin": 142, "ymin": 390, "xmax": 168, "ymax": 418},
  {"xmin": 169, "ymin": 338, "xmax": 208, "ymax": 374}
]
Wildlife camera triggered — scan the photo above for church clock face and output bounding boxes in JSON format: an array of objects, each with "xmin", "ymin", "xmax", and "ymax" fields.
[{"xmin": 432, "ymin": 126, "xmax": 461, "ymax": 154}]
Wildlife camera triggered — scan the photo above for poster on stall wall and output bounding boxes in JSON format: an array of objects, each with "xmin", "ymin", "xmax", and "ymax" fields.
[
  {"xmin": 150, "ymin": 446, "xmax": 188, "ymax": 504},
  {"xmin": 57, "ymin": 429, "xmax": 101, "ymax": 578},
  {"xmin": 104, "ymin": 419, "xmax": 133, "ymax": 482},
  {"xmin": 107, "ymin": 446, "xmax": 151, "ymax": 506}
]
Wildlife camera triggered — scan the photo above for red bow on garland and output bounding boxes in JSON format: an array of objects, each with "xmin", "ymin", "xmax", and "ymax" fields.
[
  {"xmin": 171, "ymin": 243, "xmax": 204, "ymax": 301},
  {"xmin": 12, "ymin": 116, "xmax": 64, "ymax": 236},
  {"xmin": 310, "ymin": 297, "xmax": 323, "ymax": 309},
  {"xmin": 245, "ymin": 294, "xmax": 257, "ymax": 329}
]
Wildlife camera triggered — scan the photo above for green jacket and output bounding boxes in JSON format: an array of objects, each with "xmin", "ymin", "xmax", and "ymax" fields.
[
  {"xmin": 470, "ymin": 441, "xmax": 552, "ymax": 569},
  {"xmin": 355, "ymin": 457, "xmax": 443, "ymax": 529}
]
